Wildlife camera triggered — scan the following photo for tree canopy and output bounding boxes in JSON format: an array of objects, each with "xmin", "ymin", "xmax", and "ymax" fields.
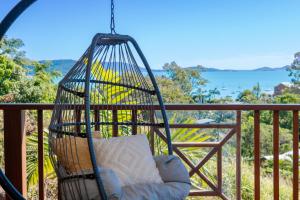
[
  {"xmin": 287, "ymin": 52, "xmax": 300, "ymax": 85},
  {"xmin": 0, "ymin": 37, "xmax": 60, "ymax": 103}
]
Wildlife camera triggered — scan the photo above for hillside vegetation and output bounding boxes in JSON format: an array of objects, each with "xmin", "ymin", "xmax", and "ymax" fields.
[{"xmin": 0, "ymin": 37, "xmax": 299, "ymax": 199}]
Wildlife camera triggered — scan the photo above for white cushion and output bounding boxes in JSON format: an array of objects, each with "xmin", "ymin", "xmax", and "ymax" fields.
[{"xmin": 94, "ymin": 134, "xmax": 163, "ymax": 187}]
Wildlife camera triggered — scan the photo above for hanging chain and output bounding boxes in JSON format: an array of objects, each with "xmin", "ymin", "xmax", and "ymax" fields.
[{"xmin": 110, "ymin": 0, "xmax": 116, "ymax": 34}]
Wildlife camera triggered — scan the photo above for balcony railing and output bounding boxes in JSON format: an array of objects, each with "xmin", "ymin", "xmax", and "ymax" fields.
[{"xmin": 0, "ymin": 103, "xmax": 299, "ymax": 200}]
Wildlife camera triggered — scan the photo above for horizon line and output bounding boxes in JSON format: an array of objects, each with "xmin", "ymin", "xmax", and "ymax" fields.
[{"xmin": 40, "ymin": 58, "xmax": 289, "ymax": 71}]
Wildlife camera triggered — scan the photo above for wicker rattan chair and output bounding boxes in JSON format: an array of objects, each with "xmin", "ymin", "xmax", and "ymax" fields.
[{"xmin": 48, "ymin": 33, "xmax": 191, "ymax": 200}]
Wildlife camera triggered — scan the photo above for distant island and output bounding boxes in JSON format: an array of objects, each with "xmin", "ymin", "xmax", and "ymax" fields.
[
  {"xmin": 38, "ymin": 59, "xmax": 289, "ymax": 75},
  {"xmin": 188, "ymin": 65, "xmax": 288, "ymax": 72}
]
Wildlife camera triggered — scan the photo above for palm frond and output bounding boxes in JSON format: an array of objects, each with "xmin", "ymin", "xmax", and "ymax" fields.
[{"xmin": 26, "ymin": 130, "xmax": 54, "ymax": 188}]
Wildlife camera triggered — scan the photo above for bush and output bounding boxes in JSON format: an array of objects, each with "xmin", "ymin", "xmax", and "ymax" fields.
[{"xmin": 223, "ymin": 161, "xmax": 292, "ymax": 200}]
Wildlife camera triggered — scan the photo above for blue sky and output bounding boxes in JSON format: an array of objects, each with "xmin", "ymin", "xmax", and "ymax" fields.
[{"xmin": 1, "ymin": 0, "xmax": 300, "ymax": 69}]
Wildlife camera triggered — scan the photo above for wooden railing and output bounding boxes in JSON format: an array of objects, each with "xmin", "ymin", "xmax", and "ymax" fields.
[{"xmin": 0, "ymin": 104, "xmax": 299, "ymax": 200}]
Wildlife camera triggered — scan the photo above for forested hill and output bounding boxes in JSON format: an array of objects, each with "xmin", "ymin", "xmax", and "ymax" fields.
[
  {"xmin": 39, "ymin": 59, "xmax": 166, "ymax": 75},
  {"xmin": 40, "ymin": 59, "xmax": 76, "ymax": 74}
]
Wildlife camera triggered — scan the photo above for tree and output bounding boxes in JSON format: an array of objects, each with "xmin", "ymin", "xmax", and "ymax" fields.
[
  {"xmin": 207, "ymin": 88, "xmax": 221, "ymax": 102},
  {"xmin": 287, "ymin": 52, "xmax": 300, "ymax": 85},
  {"xmin": 27, "ymin": 131, "xmax": 54, "ymax": 187},
  {"xmin": 0, "ymin": 36, "xmax": 27, "ymax": 65},
  {"xmin": 273, "ymin": 92, "xmax": 300, "ymax": 129},
  {"xmin": 252, "ymin": 83, "xmax": 261, "ymax": 99},
  {"xmin": 0, "ymin": 36, "xmax": 61, "ymax": 103},
  {"xmin": 236, "ymin": 89, "xmax": 257, "ymax": 103},
  {"xmin": 154, "ymin": 76, "xmax": 191, "ymax": 103},
  {"xmin": 11, "ymin": 61, "xmax": 60, "ymax": 103},
  {"xmin": 241, "ymin": 116, "xmax": 292, "ymax": 158},
  {"xmin": 236, "ymin": 83, "xmax": 271, "ymax": 103},
  {"xmin": 0, "ymin": 55, "xmax": 25, "ymax": 96},
  {"xmin": 163, "ymin": 62, "xmax": 207, "ymax": 100},
  {"xmin": 208, "ymin": 96, "xmax": 234, "ymax": 104},
  {"xmin": 13, "ymin": 61, "xmax": 60, "ymax": 103}
]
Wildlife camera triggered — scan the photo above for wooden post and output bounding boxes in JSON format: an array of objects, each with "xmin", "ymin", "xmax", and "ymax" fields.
[
  {"xmin": 217, "ymin": 148, "xmax": 222, "ymax": 193},
  {"xmin": 293, "ymin": 110, "xmax": 299, "ymax": 200},
  {"xmin": 4, "ymin": 110, "xmax": 26, "ymax": 199},
  {"xmin": 273, "ymin": 110, "xmax": 280, "ymax": 200},
  {"xmin": 236, "ymin": 111, "xmax": 241, "ymax": 200},
  {"xmin": 254, "ymin": 110, "xmax": 260, "ymax": 200},
  {"xmin": 38, "ymin": 110, "xmax": 44, "ymax": 200}
]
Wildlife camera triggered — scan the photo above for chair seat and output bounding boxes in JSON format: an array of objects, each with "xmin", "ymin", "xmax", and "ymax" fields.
[
  {"xmin": 59, "ymin": 155, "xmax": 191, "ymax": 200},
  {"xmin": 121, "ymin": 182, "xmax": 190, "ymax": 200}
]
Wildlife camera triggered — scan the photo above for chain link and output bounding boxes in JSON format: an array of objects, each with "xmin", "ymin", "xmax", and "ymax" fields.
[{"xmin": 110, "ymin": 0, "xmax": 116, "ymax": 34}]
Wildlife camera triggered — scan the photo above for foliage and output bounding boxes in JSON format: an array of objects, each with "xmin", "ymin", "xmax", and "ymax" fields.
[
  {"xmin": 208, "ymin": 95, "xmax": 234, "ymax": 104},
  {"xmin": 258, "ymin": 92, "xmax": 300, "ymax": 129},
  {"xmin": 166, "ymin": 114, "xmax": 210, "ymax": 147},
  {"xmin": 236, "ymin": 89, "xmax": 257, "ymax": 103},
  {"xmin": 14, "ymin": 61, "xmax": 60, "ymax": 103},
  {"xmin": 162, "ymin": 62, "xmax": 207, "ymax": 102},
  {"xmin": 91, "ymin": 62, "xmax": 138, "ymax": 105},
  {"xmin": 222, "ymin": 161, "xmax": 292, "ymax": 200},
  {"xmin": 27, "ymin": 178, "xmax": 58, "ymax": 199},
  {"xmin": 262, "ymin": 158, "xmax": 293, "ymax": 178},
  {"xmin": 206, "ymin": 88, "xmax": 221, "ymax": 102},
  {"xmin": 241, "ymin": 115, "xmax": 292, "ymax": 158},
  {"xmin": 0, "ymin": 55, "xmax": 25, "ymax": 96},
  {"xmin": 154, "ymin": 76, "xmax": 191, "ymax": 103},
  {"xmin": 26, "ymin": 131, "xmax": 55, "ymax": 188},
  {"xmin": 192, "ymin": 87, "xmax": 222, "ymax": 103},
  {"xmin": 274, "ymin": 92, "xmax": 300, "ymax": 103},
  {"xmin": 197, "ymin": 110, "xmax": 235, "ymax": 125},
  {"xmin": 0, "ymin": 36, "xmax": 27, "ymax": 65},
  {"xmin": 90, "ymin": 62, "xmax": 139, "ymax": 136},
  {"xmin": 236, "ymin": 83, "xmax": 272, "ymax": 103},
  {"xmin": 1, "ymin": 36, "xmax": 299, "ymax": 199},
  {"xmin": 0, "ymin": 37, "xmax": 60, "ymax": 103},
  {"xmin": 160, "ymin": 115, "xmax": 216, "ymax": 189},
  {"xmin": 287, "ymin": 52, "xmax": 300, "ymax": 85}
]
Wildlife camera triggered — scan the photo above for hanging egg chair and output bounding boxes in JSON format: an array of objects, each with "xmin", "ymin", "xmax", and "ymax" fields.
[{"xmin": 48, "ymin": 30, "xmax": 191, "ymax": 199}]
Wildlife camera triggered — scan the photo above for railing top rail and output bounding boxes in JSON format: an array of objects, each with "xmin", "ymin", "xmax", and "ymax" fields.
[{"xmin": 0, "ymin": 103, "xmax": 300, "ymax": 111}]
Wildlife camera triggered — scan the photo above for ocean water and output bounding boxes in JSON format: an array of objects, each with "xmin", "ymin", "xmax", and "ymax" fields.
[
  {"xmin": 200, "ymin": 69, "xmax": 290, "ymax": 98},
  {"xmin": 55, "ymin": 67, "xmax": 291, "ymax": 99}
]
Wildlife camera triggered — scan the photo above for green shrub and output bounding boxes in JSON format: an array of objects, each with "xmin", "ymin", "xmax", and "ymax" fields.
[{"xmin": 223, "ymin": 161, "xmax": 292, "ymax": 200}]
